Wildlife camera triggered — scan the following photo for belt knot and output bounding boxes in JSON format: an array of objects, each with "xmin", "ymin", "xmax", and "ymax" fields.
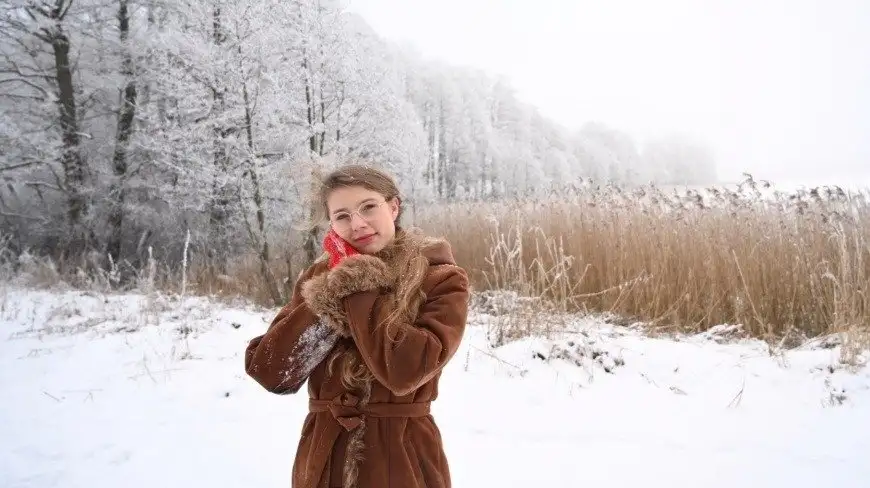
[{"xmin": 326, "ymin": 392, "xmax": 364, "ymax": 431}]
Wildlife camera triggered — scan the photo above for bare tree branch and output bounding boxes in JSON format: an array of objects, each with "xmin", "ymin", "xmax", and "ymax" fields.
[
  {"xmin": 0, "ymin": 77, "xmax": 50, "ymax": 97},
  {"xmin": 25, "ymin": 181, "xmax": 63, "ymax": 192},
  {"xmin": 58, "ymin": 0, "xmax": 75, "ymax": 22},
  {"xmin": 0, "ymin": 161, "xmax": 43, "ymax": 173}
]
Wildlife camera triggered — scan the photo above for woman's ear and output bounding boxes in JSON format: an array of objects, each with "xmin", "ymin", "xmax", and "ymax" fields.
[{"xmin": 390, "ymin": 196, "xmax": 401, "ymax": 220}]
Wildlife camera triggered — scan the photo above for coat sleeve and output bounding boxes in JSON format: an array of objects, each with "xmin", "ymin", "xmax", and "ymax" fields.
[
  {"xmin": 344, "ymin": 266, "xmax": 470, "ymax": 396},
  {"xmin": 244, "ymin": 264, "xmax": 339, "ymax": 394}
]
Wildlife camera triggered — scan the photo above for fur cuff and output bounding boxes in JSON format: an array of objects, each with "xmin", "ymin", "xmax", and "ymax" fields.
[
  {"xmin": 301, "ymin": 272, "xmax": 349, "ymax": 336},
  {"xmin": 300, "ymin": 255, "xmax": 391, "ymax": 337},
  {"xmin": 327, "ymin": 255, "xmax": 392, "ymax": 297}
]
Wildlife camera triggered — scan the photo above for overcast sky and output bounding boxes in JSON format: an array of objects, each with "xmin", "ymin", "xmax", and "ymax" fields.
[{"xmin": 347, "ymin": 0, "xmax": 870, "ymax": 186}]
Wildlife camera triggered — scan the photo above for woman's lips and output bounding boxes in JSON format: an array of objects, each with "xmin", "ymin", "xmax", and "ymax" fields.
[{"xmin": 354, "ymin": 233, "xmax": 376, "ymax": 244}]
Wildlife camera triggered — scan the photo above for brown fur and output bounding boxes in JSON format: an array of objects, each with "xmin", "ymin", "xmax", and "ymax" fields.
[
  {"xmin": 300, "ymin": 254, "xmax": 391, "ymax": 337},
  {"xmin": 299, "ymin": 228, "xmax": 447, "ymax": 488},
  {"xmin": 344, "ymin": 417, "xmax": 367, "ymax": 486}
]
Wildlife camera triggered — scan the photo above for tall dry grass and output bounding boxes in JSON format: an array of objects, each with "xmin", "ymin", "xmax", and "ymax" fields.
[
  {"xmin": 417, "ymin": 176, "xmax": 870, "ymax": 341},
  {"xmin": 5, "ymin": 176, "xmax": 867, "ymax": 351}
]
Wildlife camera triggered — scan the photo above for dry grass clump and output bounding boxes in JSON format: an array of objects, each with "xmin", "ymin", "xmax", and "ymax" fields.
[{"xmin": 416, "ymin": 175, "xmax": 870, "ymax": 342}]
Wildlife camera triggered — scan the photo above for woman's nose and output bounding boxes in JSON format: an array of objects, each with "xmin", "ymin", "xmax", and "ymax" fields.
[{"xmin": 349, "ymin": 212, "xmax": 368, "ymax": 229}]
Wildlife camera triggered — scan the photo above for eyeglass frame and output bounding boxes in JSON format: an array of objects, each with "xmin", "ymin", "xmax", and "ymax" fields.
[{"xmin": 328, "ymin": 197, "xmax": 393, "ymax": 229}]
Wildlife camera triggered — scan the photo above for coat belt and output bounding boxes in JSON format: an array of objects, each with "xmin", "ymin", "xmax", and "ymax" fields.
[
  {"xmin": 301, "ymin": 393, "xmax": 432, "ymax": 486},
  {"xmin": 309, "ymin": 392, "xmax": 431, "ymax": 430}
]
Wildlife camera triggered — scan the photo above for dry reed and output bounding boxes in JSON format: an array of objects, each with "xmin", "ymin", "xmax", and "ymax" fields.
[{"xmin": 417, "ymin": 175, "xmax": 870, "ymax": 341}]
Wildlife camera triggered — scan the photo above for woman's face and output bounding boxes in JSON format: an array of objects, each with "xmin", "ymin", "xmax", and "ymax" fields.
[{"xmin": 326, "ymin": 185, "xmax": 400, "ymax": 254}]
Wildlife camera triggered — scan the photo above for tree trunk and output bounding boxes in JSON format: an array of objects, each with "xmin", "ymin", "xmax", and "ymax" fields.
[
  {"xmin": 208, "ymin": 5, "xmax": 232, "ymax": 274},
  {"xmin": 301, "ymin": 50, "xmax": 319, "ymax": 267},
  {"xmin": 426, "ymin": 108, "xmax": 435, "ymax": 188},
  {"xmin": 242, "ymin": 78, "xmax": 283, "ymax": 306},
  {"xmin": 107, "ymin": 0, "xmax": 137, "ymax": 264},
  {"xmin": 50, "ymin": 9, "xmax": 88, "ymax": 241},
  {"xmin": 437, "ymin": 98, "xmax": 447, "ymax": 199},
  {"xmin": 301, "ymin": 176, "xmax": 319, "ymax": 267}
]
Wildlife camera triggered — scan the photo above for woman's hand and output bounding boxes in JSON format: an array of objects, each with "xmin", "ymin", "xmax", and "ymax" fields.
[{"xmin": 323, "ymin": 228, "xmax": 359, "ymax": 269}]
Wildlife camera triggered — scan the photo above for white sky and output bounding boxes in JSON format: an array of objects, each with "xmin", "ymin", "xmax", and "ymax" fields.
[{"xmin": 347, "ymin": 0, "xmax": 870, "ymax": 186}]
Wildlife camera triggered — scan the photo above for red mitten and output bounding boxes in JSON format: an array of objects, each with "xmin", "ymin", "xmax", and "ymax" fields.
[{"xmin": 323, "ymin": 228, "xmax": 360, "ymax": 269}]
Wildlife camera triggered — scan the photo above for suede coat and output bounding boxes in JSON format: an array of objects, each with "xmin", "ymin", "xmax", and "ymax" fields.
[{"xmin": 245, "ymin": 229, "xmax": 470, "ymax": 488}]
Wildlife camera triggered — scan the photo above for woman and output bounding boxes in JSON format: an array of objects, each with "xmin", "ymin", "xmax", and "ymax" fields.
[{"xmin": 244, "ymin": 164, "xmax": 470, "ymax": 488}]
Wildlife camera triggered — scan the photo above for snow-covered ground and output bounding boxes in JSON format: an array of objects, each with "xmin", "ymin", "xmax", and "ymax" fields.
[{"xmin": 1, "ymin": 287, "xmax": 869, "ymax": 488}]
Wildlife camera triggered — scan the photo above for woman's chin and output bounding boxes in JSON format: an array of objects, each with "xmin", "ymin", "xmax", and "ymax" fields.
[
  {"xmin": 358, "ymin": 235, "xmax": 392, "ymax": 254},
  {"xmin": 352, "ymin": 228, "xmax": 396, "ymax": 254},
  {"xmin": 352, "ymin": 237, "xmax": 377, "ymax": 254},
  {"xmin": 357, "ymin": 242, "xmax": 381, "ymax": 254}
]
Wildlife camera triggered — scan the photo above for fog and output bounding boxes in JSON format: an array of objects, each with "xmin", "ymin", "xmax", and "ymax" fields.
[{"xmin": 349, "ymin": 0, "xmax": 870, "ymax": 187}]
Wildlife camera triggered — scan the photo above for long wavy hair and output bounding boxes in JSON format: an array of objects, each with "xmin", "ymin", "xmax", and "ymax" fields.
[{"xmin": 315, "ymin": 164, "xmax": 430, "ymax": 394}]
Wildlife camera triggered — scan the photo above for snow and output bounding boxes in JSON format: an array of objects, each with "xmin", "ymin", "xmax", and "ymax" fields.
[{"xmin": 1, "ymin": 287, "xmax": 869, "ymax": 487}]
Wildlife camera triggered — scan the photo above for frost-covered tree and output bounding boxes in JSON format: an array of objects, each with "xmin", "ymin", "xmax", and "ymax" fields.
[
  {"xmin": 1, "ymin": 0, "xmax": 711, "ymax": 282},
  {"xmin": 0, "ymin": 0, "xmax": 97, "ymax": 250}
]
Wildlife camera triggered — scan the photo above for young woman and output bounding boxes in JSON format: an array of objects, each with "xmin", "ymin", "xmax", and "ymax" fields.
[{"xmin": 244, "ymin": 164, "xmax": 470, "ymax": 488}]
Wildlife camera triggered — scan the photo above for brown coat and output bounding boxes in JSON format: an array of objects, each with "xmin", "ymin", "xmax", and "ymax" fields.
[{"xmin": 245, "ymin": 229, "xmax": 470, "ymax": 488}]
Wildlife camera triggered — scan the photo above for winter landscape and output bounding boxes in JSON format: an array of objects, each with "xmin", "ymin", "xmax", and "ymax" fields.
[
  {"xmin": 3, "ymin": 0, "xmax": 870, "ymax": 487},
  {"xmin": 1, "ymin": 285, "xmax": 869, "ymax": 488}
]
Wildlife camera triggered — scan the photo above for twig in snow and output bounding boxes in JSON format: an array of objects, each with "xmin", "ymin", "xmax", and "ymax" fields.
[
  {"xmin": 135, "ymin": 354, "xmax": 158, "ymax": 384},
  {"xmin": 128, "ymin": 368, "xmax": 182, "ymax": 381},
  {"xmin": 62, "ymin": 389, "xmax": 102, "ymax": 402},
  {"xmin": 42, "ymin": 391, "xmax": 62, "ymax": 402},
  {"xmin": 727, "ymin": 377, "xmax": 746, "ymax": 408},
  {"xmin": 470, "ymin": 345, "xmax": 528, "ymax": 375},
  {"xmin": 639, "ymin": 372, "xmax": 659, "ymax": 387}
]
